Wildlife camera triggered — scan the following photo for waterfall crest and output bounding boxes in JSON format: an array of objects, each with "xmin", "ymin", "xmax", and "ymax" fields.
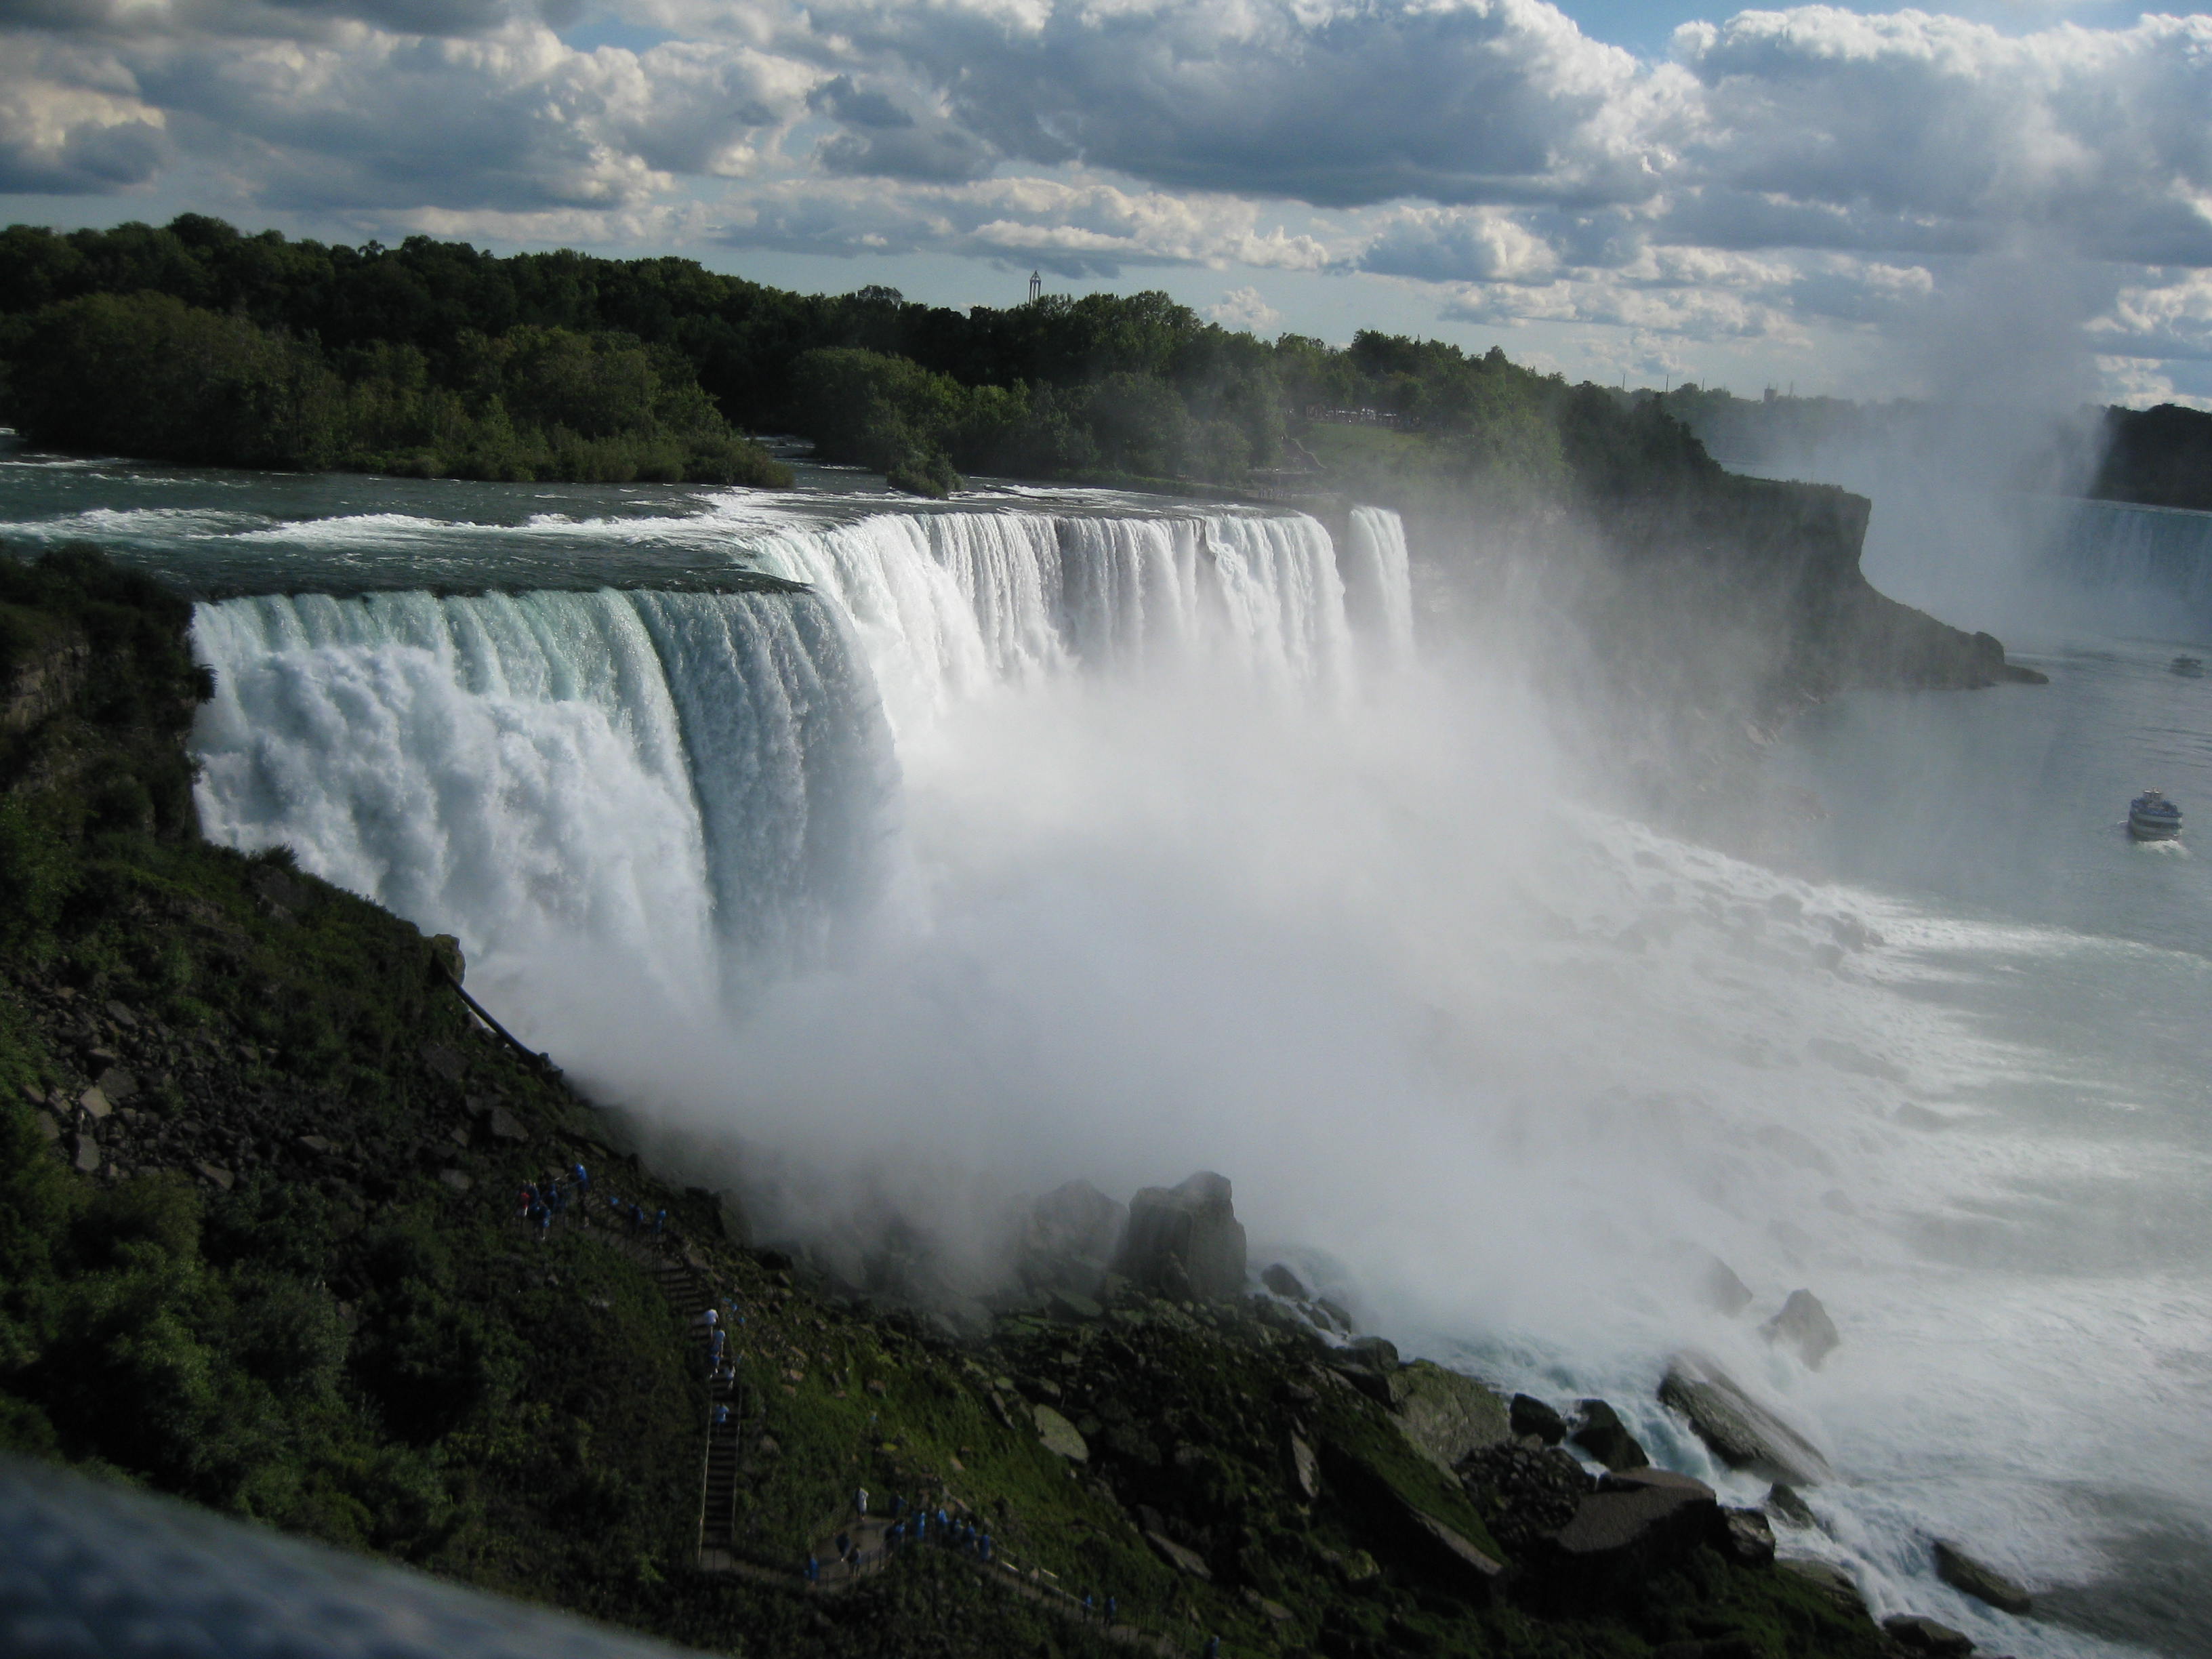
[{"xmin": 190, "ymin": 504, "xmax": 1409, "ymax": 998}]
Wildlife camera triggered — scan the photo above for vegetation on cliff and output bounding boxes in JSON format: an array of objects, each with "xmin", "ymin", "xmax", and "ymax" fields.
[
  {"xmin": 0, "ymin": 543, "xmax": 1908, "ymax": 1657},
  {"xmin": 0, "ymin": 289, "xmax": 789, "ymax": 487},
  {"xmin": 1, "ymin": 216, "xmax": 1725, "ymax": 508}
]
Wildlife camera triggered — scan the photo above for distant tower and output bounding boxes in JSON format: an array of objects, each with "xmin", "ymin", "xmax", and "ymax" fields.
[{"xmin": 1028, "ymin": 270, "xmax": 1042, "ymax": 303}]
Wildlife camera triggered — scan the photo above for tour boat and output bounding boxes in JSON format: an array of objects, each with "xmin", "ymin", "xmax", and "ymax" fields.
[
  {"xmin": 2173, "ymin": 656, "xmax": 2205, "ymax": 678},
  {"xmin": 2128, "ymin": 790, "xmax": 2184, "ymax": 841}
]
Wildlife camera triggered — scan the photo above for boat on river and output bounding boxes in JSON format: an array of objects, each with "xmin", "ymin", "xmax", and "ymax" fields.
[
  {"xmin": 2173, "ymin": 655, "xmax": 2205, "ymax": 678},
  {"xmin": 2129, "ymin": 790, "xmax": 2184, "ymax": 841}
]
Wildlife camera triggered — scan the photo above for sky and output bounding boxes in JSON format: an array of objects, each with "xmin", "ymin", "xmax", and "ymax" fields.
[{"xmin": 3, "ymin": 0, "xmax": 2211, "ymax": 405}]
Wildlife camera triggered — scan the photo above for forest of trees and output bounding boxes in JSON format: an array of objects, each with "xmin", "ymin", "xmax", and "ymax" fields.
[{"xmin": 0, "ymin": 214, "xmax": 1726, "ymax": 502}]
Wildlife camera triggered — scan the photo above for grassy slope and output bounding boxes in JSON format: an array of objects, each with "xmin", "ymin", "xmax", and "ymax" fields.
[{"xmin": 0, "ymin": 544, "xmax": 1886, "ymax": 1659}]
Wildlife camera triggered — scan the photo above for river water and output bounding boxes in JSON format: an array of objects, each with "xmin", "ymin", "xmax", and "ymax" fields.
[{"xmin": 2, "ymin": 438, "xmax": 2207, "ymax": 1657}]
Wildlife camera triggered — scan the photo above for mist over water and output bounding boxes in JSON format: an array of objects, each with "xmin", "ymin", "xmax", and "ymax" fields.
[{"xmin": 6, "ymin": 443, "xmax": 2209, "ymax": 1656}]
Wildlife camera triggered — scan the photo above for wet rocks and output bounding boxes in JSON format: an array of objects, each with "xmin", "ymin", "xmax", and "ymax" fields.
[
  {"xmin": 1777, "ymin": 1558, "xmax": 1864, "ymax": 1618},
  {"xmin": 1717, "ymin": 1506, "xmax": 1775, "ymax": 1566},
  {"xmin": 1113, "ymin": 1170, "xmax": 1246, "ymax": 1301},
  {"xmin": 1700, "ymin": 1255, "xmax": 1755, "ymax": 1317},
  {"xmin": 1883, "ymin": 1614, "xmax": 1975, "ymax": 1656},
  {"xmin": 1658, "ymin": 1353, "xmax": 1832, "ymax": 1483},
  {"xmin": 1530, "ymin": 1468, "xmax": 1719, "ymax": 1600},
  {"xmin": 1932, "ymin": 1538, "xmax": 2032, "ymax": 1614},
  {"xmin": 1568, "ymin": 1399, "xmax": 1649, "ymax": 1471},
  {"xmin": 1762, "ymin": 1289, "xmax": 1841, "ymax": 1368},
  {"xmin": 1764, "ymin": 1482, "xmax": 1817, "ymax": 1530},
  {"xmin": 1261, "ymin": 1263, "xmax": 1308, "ymax": 1299},
  {"xmin": 1509, "ymin": 1394, "xmax": 1566, "ymax": 1446}
]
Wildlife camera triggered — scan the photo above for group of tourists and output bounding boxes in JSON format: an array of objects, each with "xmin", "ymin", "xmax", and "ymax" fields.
[{"xmin": 512, "ymin": 1161, "xmax": 668, "ymax": 1242}]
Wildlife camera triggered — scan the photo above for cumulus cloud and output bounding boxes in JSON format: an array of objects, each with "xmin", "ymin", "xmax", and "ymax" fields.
[
  {"xmin": 3, "ymin": 0, "xmax": 2211, "ymax": 395},
  {"xmin": 0, "ymin": 37, "xmax": 167, "ymax": 194},
  {"xmin": 783, "ymin": 0, "xmax": 1678, "ymax": 209},
  {"xmin": 720, "ymin": 174, "xmax": 1333, "ymax": 276},
  {"xmin": 1209, "ymin": 285, "xmax": 1280, "ymax": 332}
]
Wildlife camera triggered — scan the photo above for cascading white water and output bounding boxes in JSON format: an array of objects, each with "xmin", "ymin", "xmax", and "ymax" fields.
[
  {"xmin": 1342, "ymin": 505, "xmax": 1416, "ymax": 665},
  {"xmin": 189, "ymin": 506, "xmax": 1396, "ymax": 1003},
  {"xmin": 725, "ymin": 508, "xmax": 1357, "ymax": 735}
]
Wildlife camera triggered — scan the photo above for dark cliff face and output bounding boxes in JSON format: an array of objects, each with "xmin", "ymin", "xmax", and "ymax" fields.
[
  {"xmin": 1399, "ymin": 468, "xmax": 2040, "ymax": 827},
  {"xmin": 1, "ymin": 543, "xmax": 209, "ymax": 841}
]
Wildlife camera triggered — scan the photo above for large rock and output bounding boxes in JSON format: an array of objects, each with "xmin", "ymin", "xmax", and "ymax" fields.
[
  {"xmin": 1762, "ymin": 1289, "xmax": 1841, "ymax": 1368},
  {"xmin": 1031, "ymin": 1403, "xmax": 1088, "ymax": 1462},
  {"xmin": 1700, "ymin": 1255, "xmax": 1755, "ymax": 1317},
  {"xmin": 1569, "ymin": 1399, "xmax": 1650, "ymax": 1472},
  {"xmin": 1933, "ymin": 1539, "xmax": 2031, "ymax": 1614},
  {"xmin": 1777, "ymin": 1559, "xmax": 1864, "ymax": 1618},
  {"xmin": 1510, "ymin": 1394, "xmax": 1567, "ymax": 1446},
  {"xmin": 1532, "ymin": 1468, "xmax": 1718, "ymax": 1599},
  {"xmin": 1113, "ymin": 1171, "xmax": 1246, "ymax": 1301},
  {"xmin": 1717, "ymin": 1507, "xmax": 1775, "ymax": 1567},
  {"xmin": 1391, "ymin": 1361, "xmax": 1513, "ymax": 1469},
  {"xmin": 1144, "ymin": 1530, "xmax": 1212, "ymax": 1581},
  {"xmin": 1023, "ymin": 1180, "xmax": 1125, "ymax": 1264},
  {"xmin": 1658, "ymin": 1354, "xmax": 1832, "ymax": 1484},
  {"xmin": 1882, "ymin": 1614, "xmax": 1974, "ymax": 1656}
]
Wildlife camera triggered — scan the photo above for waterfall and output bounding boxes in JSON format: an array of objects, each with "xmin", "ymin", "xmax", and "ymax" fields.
[
  {"xmin": 2033, "ymin": 497, "xmax": 2212, "ymax": 634},
  {"xmin": 731, "ymin": 508, "xmax": 1357, "ymax": 735},
  {"xmin": 189, "ymin": 504, "xmax": 1410, "ymax": 1008},
  {"xmin": 1342, "ymin": 506, "xmax": 1416, "ymax": 665}
]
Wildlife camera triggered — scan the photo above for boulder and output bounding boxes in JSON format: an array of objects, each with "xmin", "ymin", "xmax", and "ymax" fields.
[
  {"xmin": 73, "ymin": 1136, "xmax": 101, "ymax": 1174},
  {"xmin": 1882, "ymin": 1614, "xmax": 1974, "ymax": 1656},
  {"xmin": 1717, "ymin": 1507, "xmax": 1775, "ymax": 1566},
  {"xmin": 77, "ymin": 1086, "xmax": 111, "ymax": 1120},
  {"xmin": 1143, "ymin": 1530, "xmax": 1212, "ymax": 1581},
  {"xmin": 1113, "ymin": 1171, "xmax": 1246, "ymax": 1300},
  {"xmin": 35, "ymin": 1110, "xmax": 62, "ymax": 1144},
  {"xmin": 95, "ymin": 1067, "xmax": 138, "ymax": 1105},
  {"xmin": 1402, "ymin": 1511, "xmax": 1507, "ymax": 1599},
  {"xmin": 1023, "ymin": 1180, "xmax": 1125, "ymax": 1263},
  {"xmin": 486, "ymin": 1107, "xmax": 528, "ymax": 1143},
  {"xmin": 438, "ymin": 1169, "xmax": 472, "ymax": 1193},
  {"xmin": 1289, "ymin": 1433, "xmax": 1319, "ymax": 1501},
  {"xmin": 1534, "ymin": 1468, "xmax": 1718, "ymax": 1598},
  {"xmin": 1031, "ymin": 1403, "xmax": 1088, "ymax": 1461},
  {"xmin": 1658, "ymin": 1354, "xmax": 1832, "ymax": 1483},
  {"xmin": 1764, "ymin": 1483, "xmax": 1818, "ymax": 1530},
  {"xmin": 1762, "ymin": 1289, "xmax": 1841, "ymax": 1368},
  {"xmin": 194, "ymin": 1161, "xmax": 234, "ymax": 1191},
  {"xmin": 1569, "ymin": 1399, "xmax": 1650, "ymax": 1471},
  {"xmin": 1700, "ymin": 1255, "xmax": 1755, "ymax": 1317},
  {"xmin": 1777, "ymin": 1559, "xmax": 1864, "ymax": 1618},
  {"xmin": 1391, "ymin": 1361, "xmax": 1513, "ymax": 1468},
  {"xmin": 1510, "ymin": 1394, "xmax": 1567, "ymax": 1446},
  {"xmin": 1261, "ymin": 1263, "xmax": 1309, "ymax": 1299},
  {"xmin": 1047, "ymin": 1288, "xmax": 1104, "ymax": 1322},
  {"xmin": 1932, "ymin": 1539, "xmax": 2031, "ymax": 1614}
]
